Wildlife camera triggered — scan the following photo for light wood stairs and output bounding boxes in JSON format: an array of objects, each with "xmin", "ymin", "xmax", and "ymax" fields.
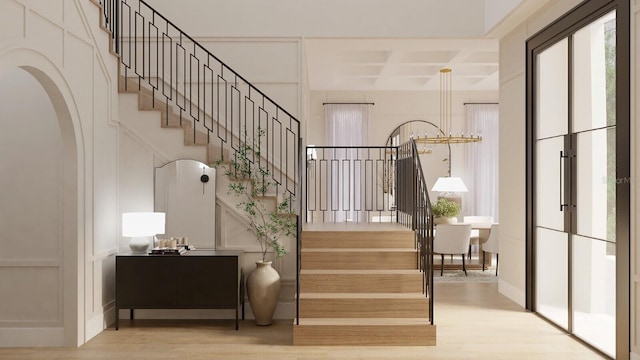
[{"xmin": 293, "ymin": 224, "xmax": 436, "ymax": 346}]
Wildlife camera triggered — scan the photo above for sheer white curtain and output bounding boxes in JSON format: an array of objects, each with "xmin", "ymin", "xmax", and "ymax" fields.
[
  {"xmin": 326, "ymin": 104, "xmax": 369, "ymax": 146},
  {"xmin": 325, "ymin": 104, "xmax": 370, "ymax": 222},
  {"xmin": 461, "ymin": 104, "xmax": 499, "ymax": 221}
]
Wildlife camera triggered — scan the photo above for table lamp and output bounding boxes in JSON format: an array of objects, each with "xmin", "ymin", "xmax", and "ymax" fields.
[
  {"xmin": 431, "ymin": 176, "xmax": 468, "ymax": 209},
  {"xmin": 122, "ymin": 212, "xmax": 166, "ymax": 253}
]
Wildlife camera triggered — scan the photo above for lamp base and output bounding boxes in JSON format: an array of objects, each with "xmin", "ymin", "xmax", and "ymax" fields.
[{"xmin": 129, "ymin": 236, "xmax": 151, "ymax": 253}]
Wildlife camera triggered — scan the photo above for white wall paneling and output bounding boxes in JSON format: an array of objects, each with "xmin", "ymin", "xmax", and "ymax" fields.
[{"xmin": 0, "ymin": 0, "xmax": 122, "ymax": 346}]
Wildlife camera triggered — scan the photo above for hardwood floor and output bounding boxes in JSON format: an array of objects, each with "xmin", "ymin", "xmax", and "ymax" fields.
[{"xmin": 0, "ymin": 282, "xmax": 605, "ymax": 359}]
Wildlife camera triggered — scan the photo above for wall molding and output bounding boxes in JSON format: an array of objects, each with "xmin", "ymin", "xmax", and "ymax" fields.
[
  {"xmin": 0, "ymin": 327, "xmax": 64, "ymax": 347},
  {"xmin": 0, "ymin": 260, "xmax": 60, "ymax": 267}
]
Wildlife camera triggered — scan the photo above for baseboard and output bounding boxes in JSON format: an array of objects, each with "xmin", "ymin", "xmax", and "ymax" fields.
[
  {"xmin": 498, "ymin": 278, "xmax": 526, "ymax": 308},
  {"xmin": 0, "ymin": 327, "xmax": 64, "ymax": 347},
  {"xmin": 85, "ymin": 311, "xmax": 108, "ymax": 343}
]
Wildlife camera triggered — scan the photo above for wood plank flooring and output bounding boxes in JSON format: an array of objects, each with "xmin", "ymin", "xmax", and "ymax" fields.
[{"xmin": 0, "ymin": 282, "xmax": 606, "ymax": 359}]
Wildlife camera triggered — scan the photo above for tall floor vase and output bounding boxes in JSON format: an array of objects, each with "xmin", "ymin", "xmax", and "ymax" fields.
[{"xmin": 246, "ymin": 261, "xmax": 281, "ymax": 326}]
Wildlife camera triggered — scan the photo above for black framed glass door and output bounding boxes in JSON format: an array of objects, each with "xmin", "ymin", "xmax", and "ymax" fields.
[{"xmin": 526, "ymin": 0, "xmax": 629, "ymax": 358}]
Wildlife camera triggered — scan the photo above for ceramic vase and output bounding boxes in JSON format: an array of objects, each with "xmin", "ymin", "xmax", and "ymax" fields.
[{"xmin": 246, "ymin": 261, "xmax": 281, "ymax": 326}]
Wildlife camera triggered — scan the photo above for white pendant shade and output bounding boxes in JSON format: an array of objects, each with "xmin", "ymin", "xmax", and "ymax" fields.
[{"xmin": 431, "ymin": 177, "xmax": 468, "ymax": 193}]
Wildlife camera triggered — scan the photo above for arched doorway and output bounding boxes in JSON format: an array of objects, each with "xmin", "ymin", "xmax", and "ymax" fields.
[{"xmin": 0, "ymin": 64, "xmax": 80, "ymax": 347}]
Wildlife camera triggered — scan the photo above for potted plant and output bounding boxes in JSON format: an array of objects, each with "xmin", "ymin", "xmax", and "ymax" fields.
[
  {"xmin": 216, "ymin": 128, "xmax": 297, "ymax": 326},
  {"xmin": 432, "ymin": 198, "xmax": 460, "ymax": 225}
]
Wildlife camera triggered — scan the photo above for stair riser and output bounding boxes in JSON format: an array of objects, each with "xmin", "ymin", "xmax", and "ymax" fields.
[
  {"xmin": 301, "ymin": 251, "xmax": 417, "ymax": 270},
  {"xmin": 300, "ymin": 273, "xmax": 423, "ymax": 293},
  {"xmin": 293, "ymin": 324, "xmax": 436, "ymax": 346},
  {"xmin": 302, "ymin": 231, "xmax": 414, "ymax": 249},
  {"xmin": 299, "ymin": 298, "xmax": 428, "ymax": 318}
]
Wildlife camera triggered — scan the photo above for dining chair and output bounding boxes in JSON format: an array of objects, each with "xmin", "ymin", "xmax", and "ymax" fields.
[
  {"xmin": 433, "ymin": 223, "xmax": 472, "ymax": 276},
  {"xmin": 462, "ymin": 216, "xmax": 494, "ymax": 259},
  {"xmin": 482, "ymin": 223, "xmax": 499, "ymax": 275}
]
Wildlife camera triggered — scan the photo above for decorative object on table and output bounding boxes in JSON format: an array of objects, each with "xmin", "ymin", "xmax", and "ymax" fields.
[
  {"xmin": 432, "ymin": 198, "xmax": 460, "ymax": 225},
  {"xmin": 151, "ymin": 236, "xmax": 195, "ymax": 255},
  {"xmin": 149, "ymin": 247, "xmax": 186, "ymax": 255},
  {"xmin": 122, "ymin": 212, "xmax": 166, "ymax": 253},
  {"xmin": 215, "ymin": 127, "xmax": 297, "ymax": 326}
]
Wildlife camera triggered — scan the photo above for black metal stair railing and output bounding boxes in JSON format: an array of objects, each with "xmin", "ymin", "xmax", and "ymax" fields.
[
  {"xmin": 98, "ymin": 0, "xmax": 301, "ymax": 206},
  {"xmin": 396, "ymin": 139, "xmax": 434, "ymax": 324}
]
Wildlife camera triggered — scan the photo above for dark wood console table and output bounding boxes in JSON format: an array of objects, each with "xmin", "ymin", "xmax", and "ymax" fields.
[{"xmin": 115, "ymin": 250, "xmax": 244, "ymax": 330}]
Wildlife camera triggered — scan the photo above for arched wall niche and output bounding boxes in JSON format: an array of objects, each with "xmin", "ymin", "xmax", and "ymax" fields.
[{"xmin": 0, "ymin": 49, "xmax": 83, "ymax": 347}]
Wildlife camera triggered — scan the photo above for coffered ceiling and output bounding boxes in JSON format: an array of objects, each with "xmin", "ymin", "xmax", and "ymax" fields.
[{"xmin": 305, "ymin": 38, "xmax": 499, "ymax": 91}]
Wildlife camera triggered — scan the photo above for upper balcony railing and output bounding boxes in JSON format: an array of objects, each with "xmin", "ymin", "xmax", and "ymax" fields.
[{"xmin": 305, "ymin": 146, "xmax": 398, "ymax": 223}]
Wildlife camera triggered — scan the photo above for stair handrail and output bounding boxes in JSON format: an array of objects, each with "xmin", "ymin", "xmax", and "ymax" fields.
[
  {"xmin": 98, "ymin": 0, "xmax": 301, "ymax": 202},
  {"xmin": 396, "ymin": 139, "xmax": 435, "ymax": 324}
]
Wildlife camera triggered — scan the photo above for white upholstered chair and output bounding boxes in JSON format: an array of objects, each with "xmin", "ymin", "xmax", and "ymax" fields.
[
  {"xmin": 482, "ymin": 224, "xmax": 499, "ymax": 275},
  {"xmin": 463, "ymin": 216, "xmax": 494, "ymax": 259},
  {"xmin": 433, "ymin": 224, "xmax": 472, "ymax": 276}
]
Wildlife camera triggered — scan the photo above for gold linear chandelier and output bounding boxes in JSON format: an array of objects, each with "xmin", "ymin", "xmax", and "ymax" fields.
[{"xmin": 417, "ymin": 68, "xmax": 482, "ymax": 145}]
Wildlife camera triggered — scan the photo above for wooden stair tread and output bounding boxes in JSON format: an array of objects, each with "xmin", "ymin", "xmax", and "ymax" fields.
[
  {"xmin": 298, "ymin": 292, "xmax": 427, "ymax": 299},
  {"xmin": 296, "ymin": 318, "xmax": 431, "ymax": 326},
  {"xmin": 302, "ymin": 222, "xmax": 411, "ymax": 232},
  {"xmin": 302, "ymin": 248, "xmax": 416, "ymax": 253},
  {"xmin": 300, "ymin": 269, "xmax": 421, "ymax": 275}
]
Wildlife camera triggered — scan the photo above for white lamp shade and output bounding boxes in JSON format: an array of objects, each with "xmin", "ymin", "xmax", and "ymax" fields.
[
  {"xmin": 122, "ymin": 212, "xmax": 166, "ymax": 237},
  {"xmin": 431, "ymin": 177, "xmax": 468, "ymax": 193}
]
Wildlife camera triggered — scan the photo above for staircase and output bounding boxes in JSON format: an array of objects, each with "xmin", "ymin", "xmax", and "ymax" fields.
[
  {"xmin": 93, "ymin": 0, "xmax": 436, "ymax": 346},
  {"xmin": 293, "ymin": 223, "xmax": 436, "ymax": 345}
]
